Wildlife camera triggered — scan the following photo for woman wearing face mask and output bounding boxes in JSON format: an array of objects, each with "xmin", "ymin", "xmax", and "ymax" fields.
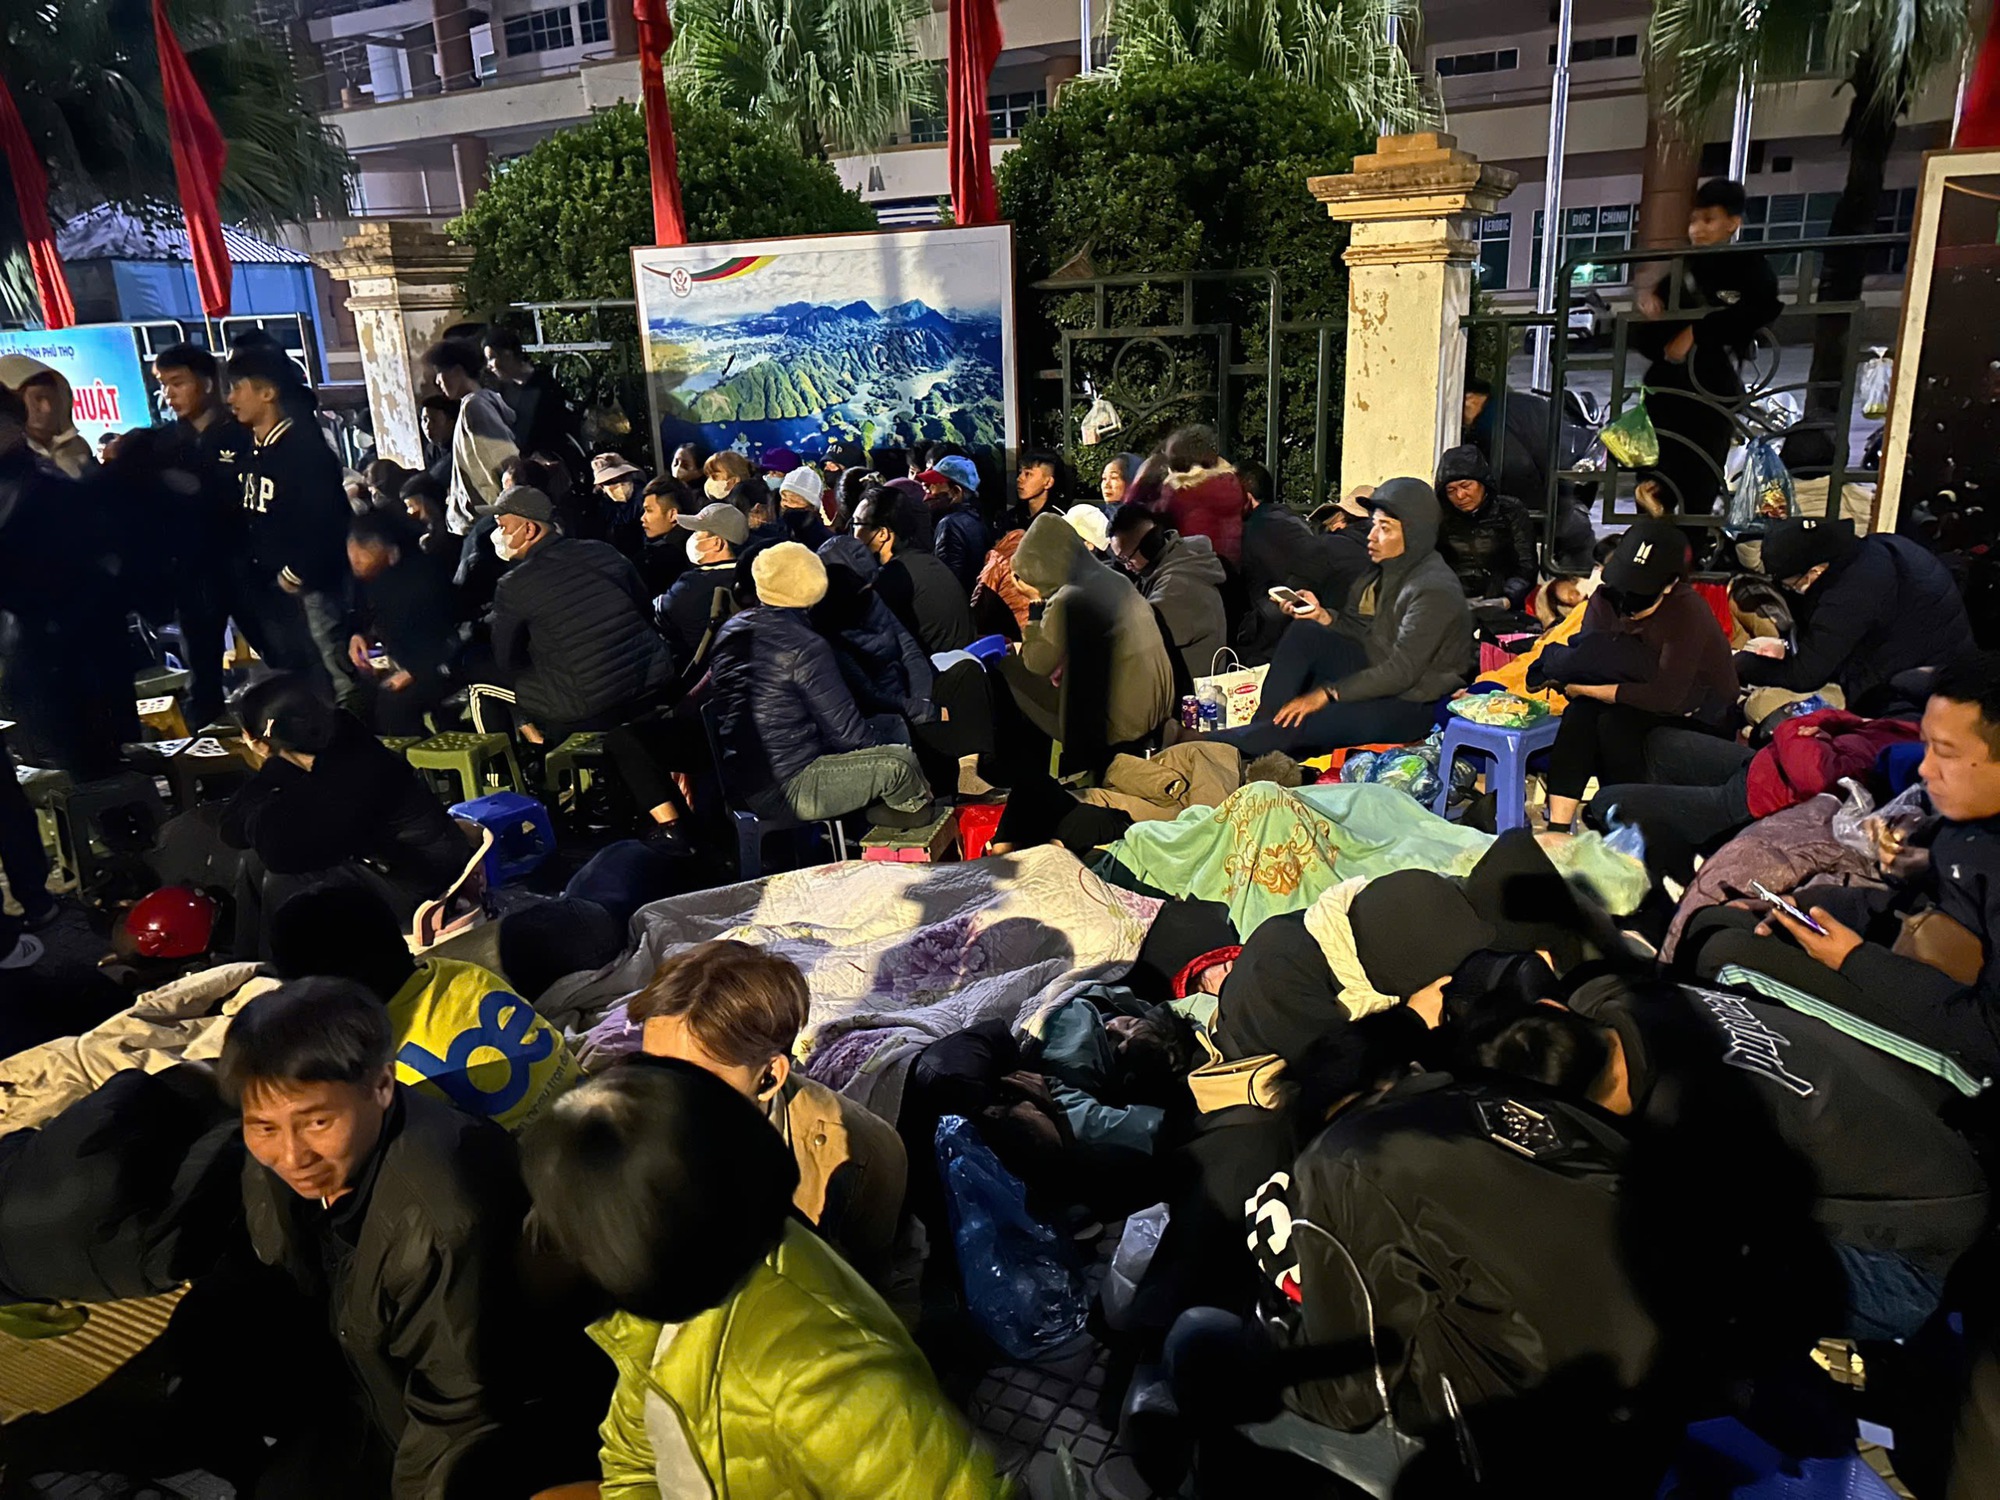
[
  {"xmin": 702, "ymin": 449, "xmax": 766, "ymax": 519},
  {"xmin": 1531, "ymin": 520, "xmax": 1739, "ymax": 834}
]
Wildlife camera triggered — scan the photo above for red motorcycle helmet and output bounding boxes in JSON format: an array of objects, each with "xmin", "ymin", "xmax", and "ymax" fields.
[{"xmin": 125, "ymin": 886, "xmax": 218, "ymax": 960}]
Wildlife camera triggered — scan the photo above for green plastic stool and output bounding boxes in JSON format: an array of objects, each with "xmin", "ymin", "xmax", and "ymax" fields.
[
  {"xmin": 379, "ymin": 735, "xmax": 424, "ymax": 758},
  {"xmin": 406, "ymin": 731, "xmax": 523, "ymax": 805},
  {"xmin": 542, "ymin": 732, "xmax": 607, "ymax": 815}
]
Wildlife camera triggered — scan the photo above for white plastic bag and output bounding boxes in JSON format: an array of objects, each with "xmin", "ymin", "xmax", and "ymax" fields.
[
  {"xmin": 1080, "ymin": 390, "xmax": 1123, "ymax": 445},
  {"xmin": 1193, "ymin": 650, "xmax": 1268, "ymax": 729},
  {"xmin": 1858, "ymin": 349, "xmax": 1893, "ymax": 420},
  {"xmin": 1100, "ymin": 1202, "xmax": 1170, "ymax": 1330}
]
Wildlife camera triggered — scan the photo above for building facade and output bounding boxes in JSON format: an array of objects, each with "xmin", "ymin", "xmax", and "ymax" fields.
[{"xmin": 276, "ymin": 0, "xmax": 1956, "ymax": 385}]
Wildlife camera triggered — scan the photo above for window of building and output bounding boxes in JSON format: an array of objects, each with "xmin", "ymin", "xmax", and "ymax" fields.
[
  {"xmin": 1529, "ymin": 204, "xmax": 1640, "ymax": 286},
  {"xmin": 1867, "ymin": 186, "xmax": 1918, "ymax": 275},
  {"xmin": 503, "ymin": 6, "xmax": 576, "ymax": 57},
  {"xmin": 906, "ymin": 110, "xmax": 946, "ymax": 145},
  {"xmin": 1551, "ymin": 33, "xmax": 1639, "ymax": 64},
  {"xmin": 1474, "ymin": 214, "xmax": 1513, "ymax": 290},
  {"xmin": 577, "ymin": 0, "xmax": 609, "ymax": 44},
  {"xmin": 1739, "ymin": 190, "xmax": 1839, "ymax": 274},
  {"xmin": 1436, "ymin": 48, "xmax": 1519, "ymax": 77},
  {"xmin": 989, "ymin": 90, "xmax": 1048, "ymax": 138}
]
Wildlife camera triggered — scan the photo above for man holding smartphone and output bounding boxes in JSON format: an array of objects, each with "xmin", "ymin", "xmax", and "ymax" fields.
[{"xmin": 1680, "ymin": 653, "xmax": 2000, "ymax": 1082}]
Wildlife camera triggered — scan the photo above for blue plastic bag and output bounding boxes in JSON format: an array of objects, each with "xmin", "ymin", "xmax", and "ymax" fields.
[
  {"xmin": 1726, "ymin": 439, "xmax": 1796, "ymax": 531},
  {"xmin": 935, "ymin": 1115, "xmax": 1089, "ymax": 1360}
]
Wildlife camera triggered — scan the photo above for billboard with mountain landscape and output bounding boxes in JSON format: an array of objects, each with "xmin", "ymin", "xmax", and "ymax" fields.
[{"xmin": 631, "ymin": 225, "xmax": 1017, "ymax": 468}]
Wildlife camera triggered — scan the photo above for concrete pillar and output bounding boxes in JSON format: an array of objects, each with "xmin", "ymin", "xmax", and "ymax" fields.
[
  {"xmin": 452, "ymin": 135, "xmax": 490, "ymax": 212},
  {"xmin": 317, "ymin": 222, "xmax": 475, "ymax": 468},
  {"xmin": 433, "ymin": 0, "xmax": 477, "ymax": 91},
  {"xmin": 1309, "ymin": 133, "xmax": 1517, "ymax": 497}
]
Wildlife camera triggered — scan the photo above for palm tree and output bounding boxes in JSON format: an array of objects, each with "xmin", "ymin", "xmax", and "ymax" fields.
[
  {"xmin": 1, "ymin": 0, "xmax": 349, "ymax": 321},
  {"xmin": 667, "ymin": 0, "xmax": 941, "ymax": 161},
  {"xmin": 1643, "ymin": 0, "xmax": 1971, "ymax": 456},
  {"xmin": 1105, "ymin": 0, "xmax": 1435, "ymax": 134}
]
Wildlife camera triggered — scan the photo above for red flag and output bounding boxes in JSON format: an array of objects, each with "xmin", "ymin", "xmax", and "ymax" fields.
[
  {"xmin": 152, "ymin": 0, "xmax": 232, "ymax": 317},
  {"xmin": 947, "ymin": 0, "xmax": 1002, "ymax": 226},
  {"xmin": 0, "ymin": 74, "xmax": 75, "ymax": 330},
  {"xmin": 1960, "ymin": 10, "xmax": 2000, "ymax": 148},
  {"xmin": 634, "ymin": 0, "xmax": 689, "ymax": 246}
]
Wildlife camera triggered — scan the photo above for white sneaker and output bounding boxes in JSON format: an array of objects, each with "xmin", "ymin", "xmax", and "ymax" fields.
[{"xmin": 0, "ymin": 934, "xmax": 45, "ymax": 970}]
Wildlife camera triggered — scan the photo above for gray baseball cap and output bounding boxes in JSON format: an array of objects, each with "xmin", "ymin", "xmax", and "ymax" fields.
[{"xmin": 676, "ymin": 501, "xmax": 750, "ymax": 546}]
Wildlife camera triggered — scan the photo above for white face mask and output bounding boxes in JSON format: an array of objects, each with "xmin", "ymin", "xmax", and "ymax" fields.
[
  {"xmin": 491, "ymin": 529, "xmax": 519, "ymax": 562},
  {"xmin": 704, "ymin": 477, "xmax": 731, "ymax": 501},
  {"xmin": 685, "ymin": 533, "xmax": 710, "ymax": 566}
]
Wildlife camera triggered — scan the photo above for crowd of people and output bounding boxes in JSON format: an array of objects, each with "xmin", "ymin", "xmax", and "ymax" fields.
[{"xmin": 0, "ymin": 175, "xmax": 1997, "ymax": 1499}]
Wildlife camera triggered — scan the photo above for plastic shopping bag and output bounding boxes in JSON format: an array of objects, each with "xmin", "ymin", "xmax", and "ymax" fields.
[
  {"xmin": 1858, "ymin": 350, "xmax": 1893, "ymax": 420},
  {"xmin": 1830, "ymin": 778, "xmax": 1933, "ymax": 877},
  {"xmin": 1599, "ymin": 395, "xmax": 1660, "ymax": 469},
  {"xmin": 1726, "ymin": 438, "xmax": 1796, "ymax": 530},
  {"xmin": 936, "ymin": 1115, "xmax": 1089, "ymax": 1360},
  {"xmin": 1080, "ymin": 390, "xmax": 1124, "ymax": 446},
  {"xmin": 1100, "ymin": 1202, "xmax": 1171, "ymax": 1331}
]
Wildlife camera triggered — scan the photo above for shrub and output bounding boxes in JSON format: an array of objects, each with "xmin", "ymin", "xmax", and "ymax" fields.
[
  {"xmin": 449, "ymin": 99, "xmax": 877, "ymax": 309},
  {"xmin": 997, "ymin": 64, "xmax": 1370, "ymax": 508}
]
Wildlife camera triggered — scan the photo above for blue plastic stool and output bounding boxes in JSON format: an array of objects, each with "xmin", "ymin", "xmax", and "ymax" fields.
[
  {"xmin": 965, "ymin": 634, "xmax": 1010, "ymax": 663},
  {"xmin": 1429, "ymin": 713, "xmax": 1564, "ymax": 832},
  {"xmin": 449, "ymin": 791, "xmax": 555, "ymax": 885},
  {"xmin": 1664, "ymin": 1416, "xmax": 1899, "ymax": 1498}
]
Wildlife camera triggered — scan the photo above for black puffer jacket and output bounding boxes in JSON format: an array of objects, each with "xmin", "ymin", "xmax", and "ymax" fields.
[
  {"xmin": 1433, "ymin": 445, "xmax": 1539, "ymax": 606},
  {"xmin": 491, "ymin": 536, "xmax": 674, "ymax": 729},
  {"xmin": 708, "ymin": 604, "xmax": 879, "ymax": 800},
  {"xmin": 1737, "ymin": 533, "xmax": 1973, "ymax": 705}
]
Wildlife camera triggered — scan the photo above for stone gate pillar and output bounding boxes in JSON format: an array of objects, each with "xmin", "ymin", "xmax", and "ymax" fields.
[
  {"xmin": 318, "ymin": 222, "xmax": 474, "ymax": 469},
  {"xmin": 1310, "ymin": 133, "xmax": 1517, "ymax": 498}
]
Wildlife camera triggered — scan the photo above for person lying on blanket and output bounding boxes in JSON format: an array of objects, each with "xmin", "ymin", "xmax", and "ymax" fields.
[{"xmin": 1676, "ymin": 652, "xmax": 2000, "ymax": 1083}]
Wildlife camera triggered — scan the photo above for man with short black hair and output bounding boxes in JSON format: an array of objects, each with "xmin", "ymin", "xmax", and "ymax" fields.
[
  {"xmin": 1107, "ymin": 504, "xmax": 1228, "ymax": 688},
  {"xmin": 418, "ymin": 393, "xmax": 456, "ymax": 489},
  {"xmin": 222, "ymin": 977, "xmax": 593, "ymax": 1496},
  {"xmin": 346, "ymin": 510, "xmax": 460, "ymax": 734},
  {"xmin": 853, "ymin": 489, "xmax": 974, "ymax": 653},
  {"xmin": 1007, "ymin": 450, "xmax": 1062, "ymax": 532},
  {"xmin": 1633, "ymin": 178, "xmax": 1781, "ymax": 520},
  {"xmin": 483, "ymin": 325, "xmax": 578, "ymax": 461},
  {"xmin": 422, "ymin": 339, "xmax": 517, "ymax": 534},
  {"xmin": 488, "ymin": 485, "xmax": 675, "ymax": 743},
  {"xmin": 1685, "ymin": 652, "xmax": 2000, "ymax": 1080},
  {"xmin": 154, "ymin": 342, "xmax": 247, "ymax": 727},
  {"xmin": 226, "ymin": 343, "xmax": 357, "ymax": 708}
]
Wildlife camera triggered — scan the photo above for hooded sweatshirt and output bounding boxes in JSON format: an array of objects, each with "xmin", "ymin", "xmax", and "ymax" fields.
[
  {"xmin": 1138, "ymin": 530, "xmax": 1229, "ymax": 685},
  {"xmin": 1331, "ymin": 478, "xmax": 1475, "ymax": 704},
  {"xmin": 1433, "ymin": 444, "xmax": 1539, "ymax": 606},
  {"xmin": 0, "ymin": 357, "xmax": 97, "ymax": 479},
  {"xmin": 1012, "ymin": 512, "xmax": 1176, "ymax": 749}
]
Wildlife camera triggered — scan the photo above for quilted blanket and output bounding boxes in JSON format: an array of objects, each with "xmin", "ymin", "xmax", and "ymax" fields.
[{"xmin": 556, "ymin": 845, "xmax": 1160, "ymax": 1123}]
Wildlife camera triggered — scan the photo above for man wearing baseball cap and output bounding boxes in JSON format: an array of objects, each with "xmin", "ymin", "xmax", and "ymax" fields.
[
  {"xmin": 915, "ymin": 454, "xmax": 991, "ymax": 592},
  {"xmin": 1530, "ymin": 519, "xmax": 1737, "ymax": 832},
  {"xmin": 658, "ymin": 502, "xmax": 749, "ymax": 661},
  {"xmin": 489, "ymin": 486, "xmax": 674, "ymax": 743}
]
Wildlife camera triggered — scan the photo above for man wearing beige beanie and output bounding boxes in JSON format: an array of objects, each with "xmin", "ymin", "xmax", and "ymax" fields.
[{"xmin": 705, "ymin": 542, "xmax": 936, "ymax": 828}]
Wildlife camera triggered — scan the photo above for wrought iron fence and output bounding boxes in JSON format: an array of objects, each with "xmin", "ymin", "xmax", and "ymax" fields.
[
  {"xmin": 506, "ymin": 299, "xmax": 647, "ymax": 450},
  {"xmin": 1463, "ymin": 233, "xmax": 1908, "ymax": 571},
  {"xmin": 1023, "ymin": 268, "xmax": 1349, "ymax": 510}
]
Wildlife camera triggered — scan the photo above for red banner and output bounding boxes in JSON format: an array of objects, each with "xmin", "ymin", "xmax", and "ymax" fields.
[
  {"xmin": 634, "ymin": 0, "xmax": 689, "ymax": 246},
  {"xmin": 947, "ymin": 0, "xmax": 1002, "ymax": 226},
  {"xmin": 1959, "ymin": 11, "xmax": 2000, "ymax": 149},
  {"xmin": 0, "ymin": 74, "xmax": 76, "ymax": 330},
  {"xmin": 152, "ymin": 0, "xmax": 232, "ymax": 317}
]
